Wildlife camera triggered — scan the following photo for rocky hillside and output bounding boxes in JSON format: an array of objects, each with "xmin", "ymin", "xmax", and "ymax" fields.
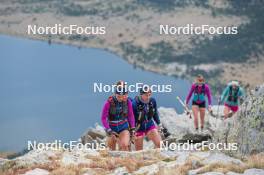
[
  {"xmin": 0, "ymin": 84, "xmax": 263, "ymax": 175},
  {"xmin": 0, "ymin": 0, "xmax": 263, "ymax": 90},
  {"xmin": 0, "ymin": 147, "xmax": 263, "ymax": 175},
  {"xmin": 213, "ymin": 84, "xmax": 264, "ymax": 156}
]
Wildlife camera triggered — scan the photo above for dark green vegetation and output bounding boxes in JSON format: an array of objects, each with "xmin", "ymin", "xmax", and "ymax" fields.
[
  {"xmin": 121, "ymin": 0, "xmax": 264, "ymax": 65},
  {"xmin": 193, "ymin": 0, "xmax": 264, "ymax": 64},
  {"xmin": 137, "ymin": 0, "xmax": 209, "ymax": 11},
  {"xmin": 12, "ymin": 0, "xmax": 263, "ymax": 67},
  {"xmin": 2, "ymin": 0, "xmax": 262, "ymax": 91}
]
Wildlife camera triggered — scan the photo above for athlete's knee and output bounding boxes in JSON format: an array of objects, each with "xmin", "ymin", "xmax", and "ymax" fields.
[{"xmin": 119, "ymin": 139, "xmax": 129, "ymax": 149}]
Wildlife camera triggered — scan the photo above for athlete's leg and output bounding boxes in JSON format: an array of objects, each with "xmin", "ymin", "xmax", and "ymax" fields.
[
  {"xmin": 199, "ymin": 107, "xmax": 206, "ymax": 129},
  {"xmin": 224, "ymin": 105, "xmax": 231, "ymax": 120},
  {"xmin": 118, "ymin": 130, "xmax": 130, "ymax": 151},
  {"xmin": 192, "ymin": 105, "xmax": 199, "ymax": 129},
  {"xmin": 107, "ymin": 135, "xmax": 117, "ymax": 150},
  {"xmin": 135, "ymin": 135, "xmax": 144, "ymax": 151},
  {"xmin": 147, "ymin": 129, "xmax": 162, "ymax": 148}
]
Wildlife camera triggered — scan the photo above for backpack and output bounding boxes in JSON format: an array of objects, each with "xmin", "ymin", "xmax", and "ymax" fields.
[
  {"xmin": 193, "ymin": 84, "xmax": 206, "ymax": 102},
  {"xmin": 108, "ymin": 96, "xmax": 128, "ymax": 121},
  {"xmin": 135, "ymin": 96, "xmax": 155, "ymax": 122},
  {"xmin": 227, "ymin": 86, "xmax": 239, "ymax": 103}
]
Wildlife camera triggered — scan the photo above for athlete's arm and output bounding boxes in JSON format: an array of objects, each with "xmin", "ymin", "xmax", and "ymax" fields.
[
  {"xmin": 205, "ymin": 84, "xmax": 212, "ymax": 106},
  {"xmin": 152, "ymin": 98, "xmax": 161, "ymax": 125},
  {"xmin": 101, "ymin": 101, "xmax": 110, "ymax": 129},
  {"xmin": 220, "ymin": 86, "xmax": 229, "ymax": 103},
  {"xmin": 132, "ymin": 99, "xmax": 139, "ymax": 123},
  {"xmin": 186, "ymin": 84, "xmax": 195, "ymax": 105}
]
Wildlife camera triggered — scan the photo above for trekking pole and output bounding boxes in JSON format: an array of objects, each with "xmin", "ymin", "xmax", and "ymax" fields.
[
  {"xmin": 129, "ymin": 128, "xmax": 136, "ymax": 151},
  {"xmin": 176, "ymin": 96, "xmax": 192, "ymax": 119},
  {"xmin": 215, "ymin": 97, "xmax": 221, "ymax": 127},
  {"xmin": 217, "ymin": 97, "xmax": 221, "ymax": 118},
  {"xmin": 135, "ymin": 111, "xmax": 143, "ymax": 131}
]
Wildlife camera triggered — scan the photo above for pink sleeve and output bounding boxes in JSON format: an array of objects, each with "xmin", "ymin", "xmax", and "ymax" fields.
[
  {"xmin": 101, "ymin": 101, "xmax": 110, "ymax": 129},
  {"xmin": 127, "ymin": 100, "xmax": 135, "ymax": 128},
  {"xmin": 205, "ymin": 84, "xmax": 212, "ymax": 105},
  {"xmin": 186, "ymin": 84, "xmax": 195, "ymax": 105}
]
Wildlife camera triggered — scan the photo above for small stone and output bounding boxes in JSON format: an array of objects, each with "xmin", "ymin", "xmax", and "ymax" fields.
[
  {"xmin": 22, "ymin": 168, "xmax": 50, "ymax": 175},
  {"xmin": 243, "ymin": 168, "xmax": 264, "ymax": 175}
]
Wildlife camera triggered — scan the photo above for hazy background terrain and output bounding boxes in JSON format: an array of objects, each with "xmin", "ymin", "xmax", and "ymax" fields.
[{"xmin": 0, "ymin": 0, "xmax": 263, "ymax": 90}]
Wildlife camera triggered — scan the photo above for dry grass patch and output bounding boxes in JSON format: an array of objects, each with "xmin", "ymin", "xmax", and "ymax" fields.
[
  {"xmin": 193, "ymin": 153, "xmax": 264, "ymax": 174},
  {"xmin": 88, "ymin": 156, "xmax": 161, "ymax": 173},
  {"xmin": 246, "ymin": 153, "xmax": 264, "ymax": 169},
  {"xmin": 0, "ymin": 159, "xmax": 60, "ymax": 175},
  {"xmin": 51, "ymin": 164, "xmax": 90, "ymax": 175},
  {"xmin": 157, "ymin": 158, "xmax": 203, "ymax": 175},
  {"xmin": 175, "ymin": 160, "xmax": 194, "ymax": 175},
  {"xmin": 98, "ymin": 150, "xmax": 109, "ymax": 157},
  {"xmin": 196, "ymin": 163, "xmax": 247, "ymax": 174}
]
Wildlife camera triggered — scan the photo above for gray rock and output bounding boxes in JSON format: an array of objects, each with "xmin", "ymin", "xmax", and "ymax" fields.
[
  {"xmin": 133, "ymin": 164, "xmax": 160, "ymax": 175},
  {"xmin": 60, "ymin": 150, "xmax": 92, "ymax": 166},
  {"xmin": 226, "ymin": 172, "xmax": 242, "ymax": 175},
  {"xmin": 200, "ymin": 152, "xmax": 244, "ymax": 165},
  {"xmin": 178, "ymin": 133, "xmax": 212, "ymax": 144},
  {"xmin": 81, "ymin": 123, "xmax": 106, "ymax": 146},
  {"xmin": 201, "ymin": 172, "xmax": 224, "ymax": 175},
  {"xmin": 243, "ymin": 168, "xmax": 264, "ymax": 175},
  {"xmin": 15, "ymin": 149, "xmax": 58, "ymax": 167},
  {"xmin": 0, "ymin": 158, "xmax": 8, "ymax": 166},
  {"xmin": 158, "ymin": 107, "xmax": 221, "ymax": 149},
  {"xmin": 214, "ymin": 84, "xmax": 264, "ymax": 156},
  {"xmin": 108, "ymin": 149, "xmax": 165, "ymax": 160},
  {"xmin": 21, "ymin": 168, "xmax": 50, "ymax": 175},
  {"xmin": 109, "ymin": 167, "xmax": 130, "ymax": 175},
  {"xmin": 188, "ymin": 167, "xmax": 205, "ymax": 175}
]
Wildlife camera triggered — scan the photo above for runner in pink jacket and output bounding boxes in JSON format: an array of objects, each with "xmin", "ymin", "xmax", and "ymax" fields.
[
  {"xmin": 186, "ymin": 75, "xmax": 212, "ymax": 132},
  {"xmin": 101, "ymin": 80, "xmax": 135, "ymax": 151}
]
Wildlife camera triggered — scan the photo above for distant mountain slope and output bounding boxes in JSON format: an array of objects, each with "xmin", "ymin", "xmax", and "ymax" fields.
[{"xmin": 0, "ymin": 0, "xmax": 263, "ymax": 90}]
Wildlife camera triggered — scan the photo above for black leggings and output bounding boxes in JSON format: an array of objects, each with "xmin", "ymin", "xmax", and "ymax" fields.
[{"xmin": 192, "ymin": 101, "xmax": 206, "ymax": 108}]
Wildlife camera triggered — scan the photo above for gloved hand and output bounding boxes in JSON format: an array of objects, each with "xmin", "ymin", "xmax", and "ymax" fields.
[
  {"xmin": 218, "ymin": 97, "xmax": 222, "ymax": 105},
  {"xmin": 129, "ymin": 128, "xmax": 136, "ymax": 137},
  {"xmin": 185, "ymin": 102, "xmax": 188, "ymax": 108},
  {"xmin": 105, "ymin": 128, "xmax": 112, "ymax": 137},
  {"xmin": 129, "ymin": 127, "xmax": 136, "ymax": 142},
  {"xmin": 158, "ymin": 124, "xmax": 163, "ymax": 133},
  {"xmin": 208, "ymin": 105, "xmax": 212, "ymax": 112}
]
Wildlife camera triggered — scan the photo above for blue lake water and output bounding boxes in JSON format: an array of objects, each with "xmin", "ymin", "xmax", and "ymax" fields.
[{"xmin": 0, "ymin": 35, "xmax": 214, "ymax": 151}]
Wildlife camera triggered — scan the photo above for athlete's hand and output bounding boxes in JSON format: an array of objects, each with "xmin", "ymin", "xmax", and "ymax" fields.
[
  {"xmin": 106, "ymin": 128, "xmax": 114, "ymax": 137},
  {"xmin": 218, "ymin": 98, "xmax": 222, "ymax": 105},
  {"xmin": 130, "ymin": 128, "xmax": 135, "ymax": 135},
  {"xmin": 208, "ymin": 105, "xmax": 212, "ymax": 112},
  {"xmin": 111, "ymin": 132, "xmax": 119, "ymax": 139},
  {"xmin": 130, "ymin": 128, "xmax": 136, "ymax": 142},
  {"xmin": 158, "ymin": 124, "xmax": 163, "ymax": 133}
]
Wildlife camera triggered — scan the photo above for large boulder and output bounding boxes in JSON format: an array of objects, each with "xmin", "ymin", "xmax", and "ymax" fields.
[
  {"xmin": 158, "ymin": 106, "xmax": 224, "ymax": 145},
  {"xmin": 0, "ymin": 158, "xmax": 7, "ymax": 166},
  {"xmin": 81, "ymin": 123, "xmax": 106, "ymax": 145},
  {"xmin": 214, "ymin": 84, "xmax": 264, "ymax": 156}
]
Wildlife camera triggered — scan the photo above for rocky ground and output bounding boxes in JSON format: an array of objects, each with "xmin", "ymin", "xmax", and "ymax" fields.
[
  {"xmin": 0, "ymin": 0, "xmax": 263, "ymax": 90},
  {"xmin": 0, "ymin": 84, "xmax": 263, "ymax": 174}
]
